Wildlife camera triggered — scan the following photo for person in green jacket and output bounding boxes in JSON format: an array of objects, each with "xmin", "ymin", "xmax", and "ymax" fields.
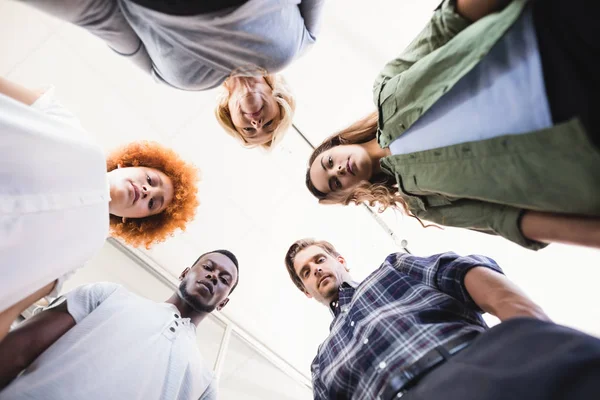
[{"xmin": 305, "ymin": 0, "xmax": 600, "ymax": 250}]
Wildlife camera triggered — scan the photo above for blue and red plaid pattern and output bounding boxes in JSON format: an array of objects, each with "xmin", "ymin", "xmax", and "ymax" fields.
[{"xmin": 311, "ymin": 252, "xmax": 503, "ymax": 399}]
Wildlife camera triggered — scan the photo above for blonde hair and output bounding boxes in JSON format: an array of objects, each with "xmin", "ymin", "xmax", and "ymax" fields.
[
  {"xmin": 106, "ymin": 141, "xmax": 200, "ymax": 249},
  {"xmin": 306, "ymin": 111, "xmax": 411, "ymax": 214},
  {"xmin": 215, "ymin": 74, "xmax": 296, "ymax": 150}
]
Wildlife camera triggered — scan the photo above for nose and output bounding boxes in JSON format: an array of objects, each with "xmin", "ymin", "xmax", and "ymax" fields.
[
  {"xmin": 141, "ymin": 185, "xmax": 159, "ymax": 199},
  {"xmin": 336, "ymin": 163, "xmax": 346, "ymax": 176},
  {"xmin": 314, "ymin": 268, "xmax": 323, "ymax": 277},
  {"xmin": 206, "ymin": 273, "xmax": 217, "ymax": 285},
  {"xmin": 250, "ymin": 118, "xmax": 263, "ymax": 129}
]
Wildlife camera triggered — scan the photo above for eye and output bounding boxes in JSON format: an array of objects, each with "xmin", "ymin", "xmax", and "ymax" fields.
[
  {"xmin": 328, "ymin": 156, "xmax": 333, "ymax": 168},
  {"xmin": 303, "ymin": 270, "xmax": 310, "ymax": 278},
  {"xmin": 334, "ymin": 178, "xmax": 342, "ymax": 189},
  {"xmin": 243, "ymin": 127, "xmax": 254, "ymax": 132},
  {"xmin": 146, "ymin": 174, "xmax": 152, "ymax": 185},
  {"xmin": 203, "ymin": 264, "xmax": 212, "ymax": 271},
  {"xmin": 148, "ymin": 198, "xmax": 154, "ymax": 210},
  {"xmin": 264, "ymin": 120, "xmax": 273, "ymax": 127},
  {"xmin": 221, "ymin": 278, "xmax": 230, "ymax": 285},
  {"xmin": 317, "ymin": 257, "xmax": 325, "ymax": 263}
]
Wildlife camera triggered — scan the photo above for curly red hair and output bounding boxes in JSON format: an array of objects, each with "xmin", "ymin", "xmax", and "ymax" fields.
[{"xmin": 106, "ymin": 141, "xmax": 200, "ymax": 249}]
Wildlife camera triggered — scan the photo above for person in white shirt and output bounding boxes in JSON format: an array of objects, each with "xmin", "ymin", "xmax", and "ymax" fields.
[
  {"xmin": 0, "ymin": 249, "xmax": 239, "ymax": 400},
  {"xmin": 0, "ymin": 77, "xmax": 200, "ymax": 340}
]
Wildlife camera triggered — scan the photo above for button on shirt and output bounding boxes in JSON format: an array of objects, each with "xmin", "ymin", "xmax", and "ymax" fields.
[
  {"xmin": 311, "ymin": 252, "xmax": 503, "ymax": 400},
  {"xmin": 0, "ymin": 283, "xmax": 216, "ymax": 400},
  {"xmin": 0, "ymin": 88, "xmax": 109, "ymax": 313}
]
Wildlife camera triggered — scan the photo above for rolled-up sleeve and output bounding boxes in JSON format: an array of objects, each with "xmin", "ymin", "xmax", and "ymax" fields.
[
  {"xmin": 390, "ymin": 252, "xmax": 503, "ymax": 311},
  {"xmin": 373, "ymin": 0, "xmax": 471, "ymax": 101}
]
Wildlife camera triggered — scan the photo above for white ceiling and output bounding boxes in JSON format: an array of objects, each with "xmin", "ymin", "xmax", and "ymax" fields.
[{"xmin": 2, "ymin": 0, "xmax": 599, "ymax": 383}]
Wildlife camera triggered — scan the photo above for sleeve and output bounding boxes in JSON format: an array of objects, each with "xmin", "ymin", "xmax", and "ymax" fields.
[
  {"xmin": 63, "ymin": 282, "xmax": 121, "ymax": 323},
  {"xmin": 199, "ymin": 379, "xmax": 217, "ymax": 400},
  {"xmin": 416, "ymin": 199, "xmax": 548, "ymax": 250},
  {"xmin": 298, "ymin": 0, "xmax": 326, "ymax": 39},
  {"xmin": 373, "ymin": 0, "xmax": 471, "ymax": 94},
  {"xmin": 30, "ymin": 86, "xmax": 84, "ymax": 130},
  {"xmin": 389, "ymin": 252, "xmax": 503, "ymax": 311},
  {"xmin": 311, "ymin": 355, "xmax": 328, "ymax": 400}
]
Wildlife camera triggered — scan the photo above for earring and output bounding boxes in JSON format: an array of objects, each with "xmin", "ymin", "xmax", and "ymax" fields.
[{"xmin": 122, "ymin": 216, "xmax": 127, "ymax": 223}]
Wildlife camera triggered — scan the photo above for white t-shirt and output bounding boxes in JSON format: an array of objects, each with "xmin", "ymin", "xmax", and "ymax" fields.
[
  {"xmin": 0, "ymin": 283, "xmax": 217, "ymax": 400},
  {"xmin": 389, "ymin": 6, "xmax": 552, "ymax": 155},
  {"xmin": 0, "ymin": 88, "xmax": 109, "ymax": 313}
]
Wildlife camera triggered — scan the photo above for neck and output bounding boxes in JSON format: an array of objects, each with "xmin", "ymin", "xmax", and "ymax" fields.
[
  {"xmin": 165, "ymin": 293, "xmax": 210, "ymax": 326},
  {"xmin": 360, "ymin": 138, "xmax": 390, "ymax": 176}
]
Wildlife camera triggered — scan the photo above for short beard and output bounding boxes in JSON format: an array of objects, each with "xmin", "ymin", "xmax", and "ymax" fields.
[{"xmin": 179, "ymin": 281, "xmax": 216, "ymax": 313}]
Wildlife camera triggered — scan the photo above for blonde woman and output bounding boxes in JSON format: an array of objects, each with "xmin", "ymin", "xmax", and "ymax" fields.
[
  {"xmin": 20, "ymin": 0, "xmax": 320, "ymax": 147},
  {"xmin": 0, "ymin": 77, "xmax": 200, "ymax": 340}
]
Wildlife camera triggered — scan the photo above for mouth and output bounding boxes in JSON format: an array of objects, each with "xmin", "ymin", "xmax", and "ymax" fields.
[
  {"xmin": 197, "ymin": 280, "xmax": 214, "ymax": 295},
  {"xmin": 130, "ymin": 182, "xmax": 140, "ymax": 205},
  {"xmin": 318, "ymin": 274, "xmax": 332, "ymax": 289},
  {"xmin": 347, "ymin": 158, "xmax": 355, "ymax": 176},
  {"xmin": 244, "ymin": 106, "xmax": 263, "ymax": 119}
]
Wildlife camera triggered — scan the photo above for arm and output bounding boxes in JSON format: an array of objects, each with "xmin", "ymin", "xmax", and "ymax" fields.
[
  {"xmin": 456, "ymin": 0, "xmax": 512, "ymax": 22},
  {"xmin": 417, "ymin": 199, "xmax": 548, "ymax": 250},
  {"xmin": 0, "ymin": 281, "xmax": 56, "ymax": 342},
  {"xmin": 464, "ymin": 267, "xmax": 549, "ymax": 322},
  {"xmin": 0, "ymin": 300, "xmax": 75, "ymax": 389},
  {"xmin": 0, "ymin": 76, "xmax": 44, "ymax": 105},
  {"xmin": 199, "ymin": 379, "xmax": 217, "ymax": 400},
  {"xmin": 298, "ymin": 0, "xmax": 326, "ymax": 38},
  {"xmin": 520, "ymin": 211, "xmax": 600, "ymax": 249}
]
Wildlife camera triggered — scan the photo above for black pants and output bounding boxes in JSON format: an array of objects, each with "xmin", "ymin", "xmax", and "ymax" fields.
[
  {"xmin": 533, "ymin": 0, "xmax": 599, "ymax": 147},
  {"xmin": 402, "ymin": 318, "xmax": 600, "ymax": 400}
]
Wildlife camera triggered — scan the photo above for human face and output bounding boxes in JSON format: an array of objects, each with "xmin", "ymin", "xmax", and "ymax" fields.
[
  {"xmin": 178, "ymin": 253, "xmax": 238, "ymax": 313},
  {"xmin": 293, "ymin": 245, "xmax": 350, "ymax": 305},
  {"xmin": 309, "ymin": 144, "xmax": 373, "ymax": 197},
  {"xmin": 227, "ymin": 77, "xmax": 281, "ymax": 146},
  {"xmin": 107, "ymin": 166, "xmax": 174, "ymax": 218}
]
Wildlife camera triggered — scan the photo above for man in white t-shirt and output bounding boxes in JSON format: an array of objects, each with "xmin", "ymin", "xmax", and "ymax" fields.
[{"xmin": 0, "ymin": 249, "xmax": 240, "ymax": 400}]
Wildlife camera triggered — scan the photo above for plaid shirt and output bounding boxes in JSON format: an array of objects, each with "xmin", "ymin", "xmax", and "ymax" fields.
[{"xmin": 311, "ymin": 252, "xmax": 503, "ymax": 399}]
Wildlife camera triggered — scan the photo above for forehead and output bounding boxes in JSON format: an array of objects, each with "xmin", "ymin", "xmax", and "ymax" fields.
[
  {"xmin": 196, "ymin": 253, "xmax": 238, "ymax": 278},
  {"xmin": 293, "ymin": 245, "xmax": 326, "ymax": 272}
]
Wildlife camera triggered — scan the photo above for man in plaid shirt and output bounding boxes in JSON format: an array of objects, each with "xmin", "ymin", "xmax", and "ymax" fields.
[{"xmin": 284, "ymin": 239, "xmax": 600, "ymax": 400}]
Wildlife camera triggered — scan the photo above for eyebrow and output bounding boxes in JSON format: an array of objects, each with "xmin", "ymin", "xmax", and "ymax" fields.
[{"xmin": 158, "ymin": 195, "xmax": 165, "ymax": 211}]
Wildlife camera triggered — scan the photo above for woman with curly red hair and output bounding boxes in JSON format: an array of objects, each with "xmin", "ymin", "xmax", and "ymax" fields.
[{"xmin": 0, "ymin": 77, "xmax": 200, "ymax": 340}]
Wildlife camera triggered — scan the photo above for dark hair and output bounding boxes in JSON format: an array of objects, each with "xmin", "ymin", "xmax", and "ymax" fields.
[
  {"xmin": 284, "ymin": 238, "xmax": 341, "ymax": 293},
  {"xmin": 192, "ymin": 249, "xmax": 240, "ymax": 293}
]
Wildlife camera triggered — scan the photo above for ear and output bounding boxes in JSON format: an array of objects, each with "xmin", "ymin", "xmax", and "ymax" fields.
[
  {"xmin": 121, "ymin": 216, "xmax": 127, "ymax": 224},
  {"xmin": 216, "ymin": 298, "xmax": 230, "ymax": 311},
  {"xmin": 337, "ymin": 255, "xmax": 349, "ymax": 271},
  {"xmin": 117, "ymin": 163, "xmax": 122, "ymax": 169},
  {"xmin": 303, "ymin": 290, "xmax": 313, "ymax": 299},
  {"xmin": 179, "ymin": 267, "xmax": 190, "ymax": 281}
]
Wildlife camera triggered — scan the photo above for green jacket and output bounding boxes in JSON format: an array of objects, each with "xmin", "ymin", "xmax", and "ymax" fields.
[{"xmin": 373, "ymin": 0, "xmax": 600, "ymax": 249}]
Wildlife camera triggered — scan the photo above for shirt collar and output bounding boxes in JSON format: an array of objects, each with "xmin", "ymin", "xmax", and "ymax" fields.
[{"xmin": 329, "ymin": 280, "xmax": 359, "ymax": 318}]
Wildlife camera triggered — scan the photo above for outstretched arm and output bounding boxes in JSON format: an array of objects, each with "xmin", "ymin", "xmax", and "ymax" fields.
[
  {"xmin": 521, "ymin": 211, "xmax": 600, "ymax": 249},
  {"xmin": 0, "ymin": 300, "xmax": 75, "ymax": 389},
  {"xmin": 0, "ymin": 76, "xmax": 44, "ymax": 105},
  {"xmin": 464, "ymin": 266, "xmax": 549, "ymax": 322},
  {"xmin": 456, "ymin": 0, "xmax": 512, "ymax": 22},
  {"xmin": 0, "ymin": 281, "xmax": 56, "ymax": 343}
]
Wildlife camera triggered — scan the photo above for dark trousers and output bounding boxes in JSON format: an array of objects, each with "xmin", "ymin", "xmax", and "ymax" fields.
[
  {"xmin": 402, "ymin": 318, "xmax": 600, "ymax": 400},
  {"xmin": 533, "ymin": 0, "xmax": 600, "ymax": 147}
]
